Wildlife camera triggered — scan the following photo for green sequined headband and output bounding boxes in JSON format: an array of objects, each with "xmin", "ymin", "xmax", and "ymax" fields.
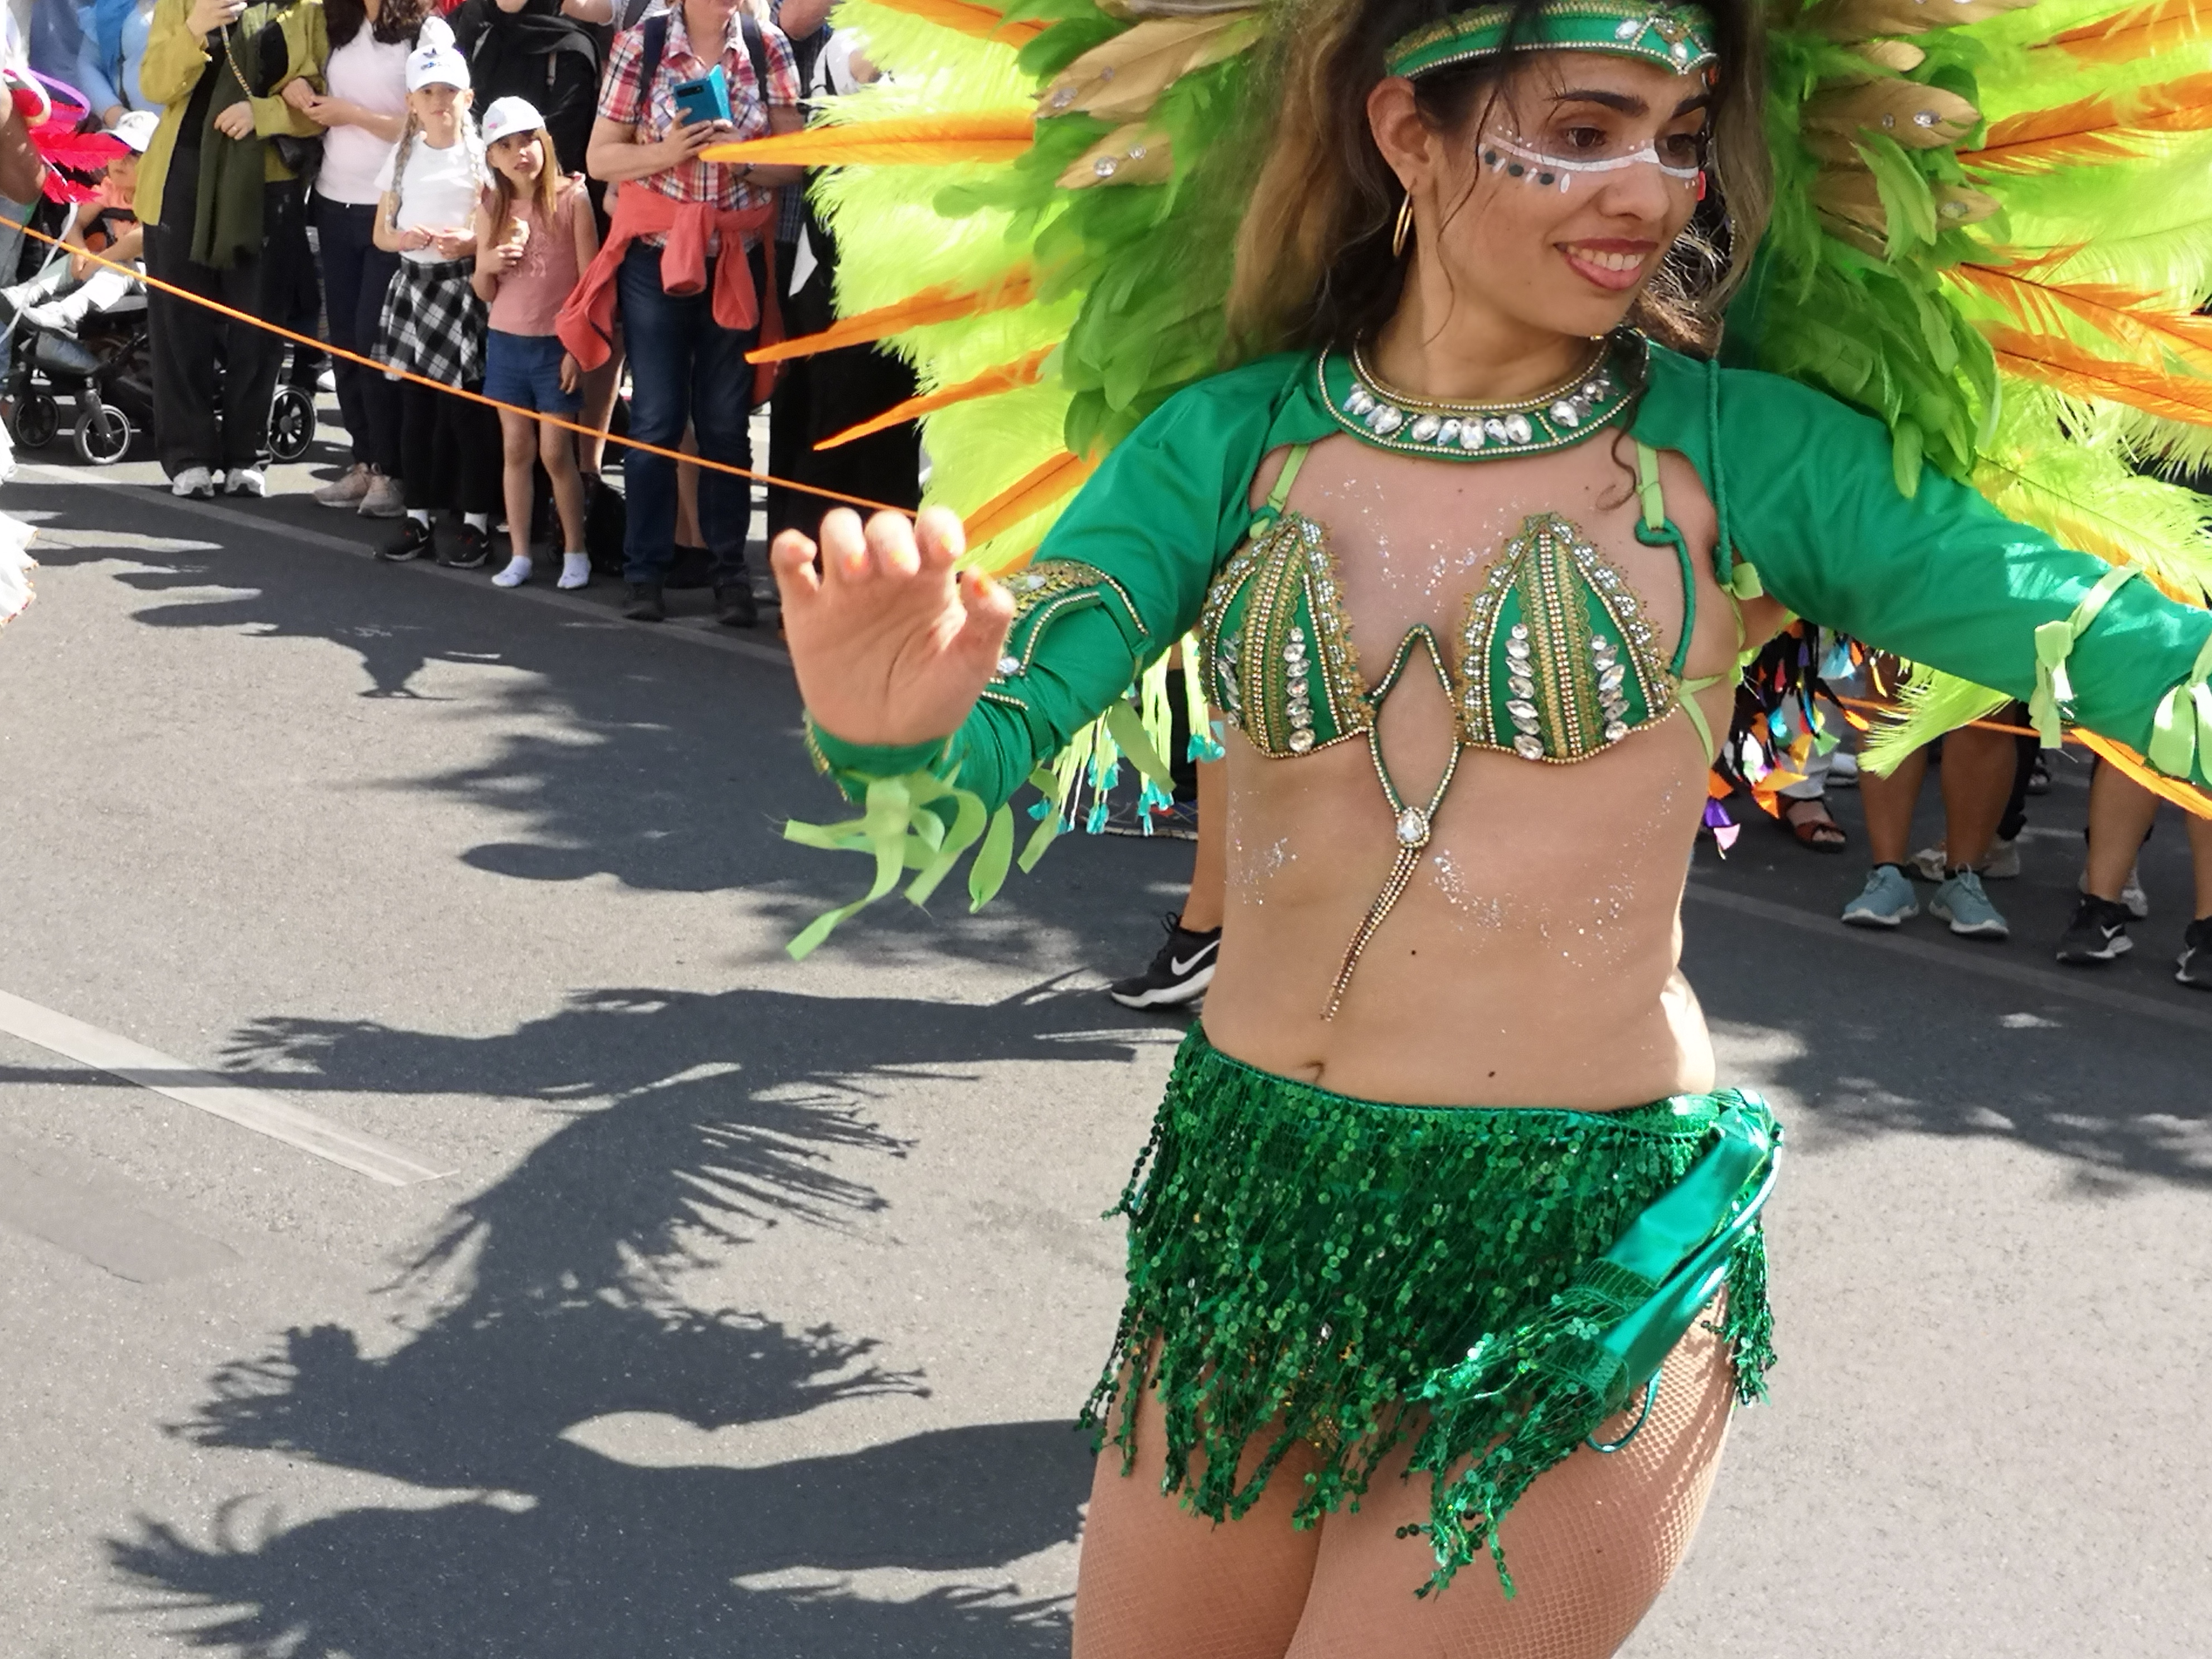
[{"xmin": 1385, "ymin": 1, "xmax": 1720, "ymax": 80}]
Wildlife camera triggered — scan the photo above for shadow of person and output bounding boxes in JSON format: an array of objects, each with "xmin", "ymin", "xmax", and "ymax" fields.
[{"xmin": 106, "ymin": 981, "xmax": 1163, "ymax": 1656}]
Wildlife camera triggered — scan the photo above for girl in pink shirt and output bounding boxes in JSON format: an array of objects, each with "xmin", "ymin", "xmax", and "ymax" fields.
[{"xmin": 472, "ymin": 95, "xmax": 599, "ymax": 590}]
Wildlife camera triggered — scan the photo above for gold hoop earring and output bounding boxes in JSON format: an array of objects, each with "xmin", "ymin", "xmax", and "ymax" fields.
[{"xmin": 1392, "ymin": 193, "xmax": 1414, "ymax": 259}]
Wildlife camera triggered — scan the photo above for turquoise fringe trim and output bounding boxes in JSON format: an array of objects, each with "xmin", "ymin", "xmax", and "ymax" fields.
[{"xmin": 1082, "ymin": 1028, "xmax": 1777, "ymax": 1598}]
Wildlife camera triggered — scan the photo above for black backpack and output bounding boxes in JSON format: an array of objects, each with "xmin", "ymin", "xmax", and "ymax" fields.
[{"xmin": 632, "ymin": 4, "xmax": 773, "ymax": 119}]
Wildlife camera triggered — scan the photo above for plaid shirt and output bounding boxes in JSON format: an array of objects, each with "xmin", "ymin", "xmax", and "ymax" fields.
[{"xmin": 597, "ymin": 6, "xmax": 801, "ymax": 217}]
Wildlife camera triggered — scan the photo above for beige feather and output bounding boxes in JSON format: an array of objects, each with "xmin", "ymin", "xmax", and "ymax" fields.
[{"xmin": 1037, "ymin": 14, "xmax": 1260, "ymax": 122}]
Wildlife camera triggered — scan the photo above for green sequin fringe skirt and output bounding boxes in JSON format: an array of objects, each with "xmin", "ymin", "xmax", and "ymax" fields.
[{"xmin": 1080, "ymin": 1026, "xmax": 1776, "ymax": 1595}]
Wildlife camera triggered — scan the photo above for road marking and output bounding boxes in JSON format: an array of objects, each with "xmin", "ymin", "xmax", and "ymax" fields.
[
  {"xmin": 0, "ymin": 989, "xmax": 452, "ymax": 1186},
  {"xmin": 16, "ymin": 464, "xmax": 794, "ymax": 668},
  {"xmin": 1683, "ymin": 882, "xmax": 2212, "ymax": 1036}
]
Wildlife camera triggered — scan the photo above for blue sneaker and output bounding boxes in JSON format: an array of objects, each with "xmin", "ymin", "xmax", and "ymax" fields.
[
  {"xmin": 1930, "ymin": 868, "xmax": 2010, "ymax": 940},
  {"xmin": 1842, "ymin": 865, "xmax": 1918, "ymax": 928}
]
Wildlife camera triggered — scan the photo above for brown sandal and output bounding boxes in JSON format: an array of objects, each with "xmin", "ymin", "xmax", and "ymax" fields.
[{"xmin": 1780, "ymin": 797, "xmax": 1848, "ymax": 853}]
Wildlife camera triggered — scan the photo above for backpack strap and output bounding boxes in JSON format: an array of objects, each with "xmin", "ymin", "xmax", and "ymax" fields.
[
  {"xmin": 638, "ymin": 11, "xmax": 774, "ymax": 121},
  {"xmin": 738, "ymin": 14, "xmax": 772, "ymax": 108}
]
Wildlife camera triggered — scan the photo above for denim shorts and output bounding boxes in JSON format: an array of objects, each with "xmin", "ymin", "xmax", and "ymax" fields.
[{"xmin": 482, "ymin": 329, "xmax": 580, "ymax": 416}]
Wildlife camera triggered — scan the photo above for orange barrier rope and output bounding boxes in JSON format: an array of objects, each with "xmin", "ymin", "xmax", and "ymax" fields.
[{"xmin": 0, "ymin": 212, "xmax": 913, "ymax": 516}]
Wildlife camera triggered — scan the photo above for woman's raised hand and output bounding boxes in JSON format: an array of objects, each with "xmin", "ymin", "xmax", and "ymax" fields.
[{"xmin": 771, "ymin": 507, "xmax": 1013, "ymax": 749}]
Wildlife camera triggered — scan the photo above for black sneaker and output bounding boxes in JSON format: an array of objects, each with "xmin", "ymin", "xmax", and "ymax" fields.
[
  {"xmin": 623, "ymin": 580, "xmax": 666, "ymax": 622},
  {"xmin": 377, "ymin": 518, "xmax": 434, "ymax": 562},
  {"xmin": 2055, "ymin": 894, "xmax": 2133, "ymax": 965},
  {"xmin": 714, "ymin": 580, "xmax": 758, "ymax": 628},
  {"xmin": 1109, "ymin": 913, "xmax": 1221, "ymax": 1010},
  {"xmin": 2180, "ymin": 917, "xmax": 2212, "ymax": 989},
  {"xmin": 441, "ymin": 523, "xmax": 492, "ymax": 570}
]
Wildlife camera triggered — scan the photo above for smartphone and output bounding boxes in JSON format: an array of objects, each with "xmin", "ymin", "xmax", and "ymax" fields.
[{"xmin": 671, "ymin": 65, "xmax": 731, "ymax": 129}]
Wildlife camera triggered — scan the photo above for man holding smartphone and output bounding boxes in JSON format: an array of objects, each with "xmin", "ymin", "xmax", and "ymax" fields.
[{"xmin": 576, "ymin": 0, "xmax": 803, "ymax": 625}]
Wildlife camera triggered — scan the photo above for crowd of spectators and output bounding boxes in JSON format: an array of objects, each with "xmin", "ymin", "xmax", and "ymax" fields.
[{"xmin": 0, "ymin": 0, "xmax": 920, "ymax": 618}]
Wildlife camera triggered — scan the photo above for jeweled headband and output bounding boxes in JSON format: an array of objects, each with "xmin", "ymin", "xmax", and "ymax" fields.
[{"xmin": 1385, "ymin": 2, "xmax": 1720, "ymax": 80}]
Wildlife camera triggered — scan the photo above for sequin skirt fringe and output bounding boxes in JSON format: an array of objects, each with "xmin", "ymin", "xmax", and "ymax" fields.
[{"xmin": 1079, "ymin": 1026, "xmax": 1775, "ymax": 1596}]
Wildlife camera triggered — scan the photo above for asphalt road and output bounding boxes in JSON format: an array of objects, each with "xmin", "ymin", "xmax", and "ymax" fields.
[{"xmin": 1, "ymin": 431, "xmax": 2208, "ymax": 1659}]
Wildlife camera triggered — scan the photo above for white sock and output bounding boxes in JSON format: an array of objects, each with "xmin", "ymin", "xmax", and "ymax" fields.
[
  {"xmin": 492, "ymin": 554, "xmax": 532, "ymax": 588},
  {"xmin": 558, "ymin": 551, "xmax": 590, "ymax": 589},
  {"xmin": 464, "ymin": 511, "xmax": 491, "ymax": 533},
  {"xmin": 408, "ymin": 508, "xmax": 430, "ymax": 528}
]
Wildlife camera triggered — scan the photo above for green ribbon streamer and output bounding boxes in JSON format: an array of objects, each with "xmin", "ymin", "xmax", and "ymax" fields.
[
  {"xmin": 2029, "ymin": 564, "xmax": 2137, "ymax": 750},
  {"xmin": 2147, "ymin": 629, "xmax": 2212, "ymax": 781},
  {"xmin": 783, "ymin": 770, "xmax": 992, "ymax": 959}
]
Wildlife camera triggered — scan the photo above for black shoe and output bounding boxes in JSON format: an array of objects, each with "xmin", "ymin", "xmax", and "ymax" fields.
[
  {"xmin": 1109, "ymin": 913, "xmax": 1221, "ymax": 1010},
  {"xmin": 2180, "ymin": 917, "xmax": 2212, "ymax": 989},
  {"xmin": 666, "ymin": 544, "xmax": 712, "ymax": 590},
  {"xmin": 378, "ymin": 518, "xmax": 434, "ymax": 562},
  {"xmin": 440, "ymin": 523, "xmax": 492, "ymax": 570},
  {"xmin": 2055, "ymin": 894, "xmax": 2133, "ymax": 965},
  {"xmin": 714, "ymin": 581, "xmax": 758, "ymax": 628},
  {"xmin": 623, "ymin": 581, "xmax": 666, "ymax": 622}
]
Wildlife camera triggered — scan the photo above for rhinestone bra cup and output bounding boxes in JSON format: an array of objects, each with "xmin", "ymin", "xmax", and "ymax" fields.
[{"xmin": 1200, "ymin": 509, "xmax": 1678, "ymax": 766}]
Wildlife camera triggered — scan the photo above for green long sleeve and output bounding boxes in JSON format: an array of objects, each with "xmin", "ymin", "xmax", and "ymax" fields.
[
  {"xmin": 1633, "ymin": 351, "xmax": 2212, "ymax": 788},
  {"xmin": 809, "ymin": 352, "xmax": 1306, "ymax": 809}
]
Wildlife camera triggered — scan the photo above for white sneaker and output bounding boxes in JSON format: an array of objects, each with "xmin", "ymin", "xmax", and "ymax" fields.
[
  {"xmin": 358, "ymin": 473, "xmax": 406, "ymax": 518},
  {"xmin": 1912, "ymin": 837, "xmax": 2019, "ymax": 882},
  {"xmin": 313, "ymin": 463, "xmax": 370, "ymax": 507},
  {"xmin": 170, "ymin": 465, "xmax": 217, "ymax": 499},
  {"xmin": 491, "ymin": 554, "xmax": 532, "ymax": 588},
  {"xmin": 224, "ymin": 466, "xmax": 266, "ymax": 497},
  {"xmin": 557, "ymin": 552, "xmax": 591, "ymax": 590}
]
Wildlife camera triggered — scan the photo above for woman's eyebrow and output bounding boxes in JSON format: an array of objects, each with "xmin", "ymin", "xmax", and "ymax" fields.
[{"xmin": 1551, "ymin": 89, "xmax": 1646, "ymax": 115}]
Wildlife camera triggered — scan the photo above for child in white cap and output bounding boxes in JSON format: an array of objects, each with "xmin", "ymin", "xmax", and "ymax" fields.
[
  {"xmin": 370, "ymin": 17, "xmax": 503, "ymax": 569},
  {"xmin": 472, "ymin": 94, "xmax": 599, "ymax": 590}
]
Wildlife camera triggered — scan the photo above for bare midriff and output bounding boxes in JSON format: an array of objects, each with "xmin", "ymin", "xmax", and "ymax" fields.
[{"xmin": 1197, "ymin": 433, "xmax": 1783, "ymax": 1109}]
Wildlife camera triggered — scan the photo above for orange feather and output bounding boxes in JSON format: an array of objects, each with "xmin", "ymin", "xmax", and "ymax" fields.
[
  {"xmin": 815, "ymin": 347, "xmax": 1056, "ymax": 450},
  {"xmin": 964, "ymin": 451, "xmax": 1099, "ymax": 545},
  {"xmin": 2075, "ymin": 730, "xmax": 2212, "ymax": 816},
  {"xmin": 2039, "ymin": 0, "xmax": 2212, "ymax": 60},
  {"xmin": 862, "ymin": 0, "xmax": 1048, "ymax": 43},
  {"xmin": 1966, "ymin": 71, "xmax": 2212, "ymax": 171},
  {"xmin": 1985, "ymin": 327, "xmax": 2212, "ymax": 421},
  {"xmin": 1956, "ymin": 261, "xmax": 2212, "ymax": 380},
  {"xmin": 748, "ymin": 270, "xmax": 1037, "ymax": 365},
  {"xmin": 700, "ymin": 111, "xmax": 1036, "ymax": 169}
]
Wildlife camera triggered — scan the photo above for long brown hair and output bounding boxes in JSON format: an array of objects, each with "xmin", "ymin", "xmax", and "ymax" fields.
[
  {"xmin": 1225, "ymin": 0, "xmax": 1769, "ymax": 358},
  {"xmin": 484, "ymin": 125, "xmax": 563, "ymax": 245}
]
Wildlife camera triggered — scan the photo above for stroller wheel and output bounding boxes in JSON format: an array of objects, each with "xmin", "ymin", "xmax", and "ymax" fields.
[
  {"xmin": 267, "ymin": 384, "xmax": 316, "ymax": 463},
  {"xmin": 73, "ymin": 402, "xmax": 131, "ymax": 465},
  {"xmin": 10, "ymin": 391, "xmax": 57, "ymax": 450}
]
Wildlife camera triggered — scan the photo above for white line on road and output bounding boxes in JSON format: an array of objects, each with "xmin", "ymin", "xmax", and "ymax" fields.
[
  {"xmin": 1684, "ymin": 881, "xmax": 2212, "ymax": 1035},
  {"xmin": 0, "ymin": 989, "xmax": 453, "ymax": 1186},
  {"xmin": 17, "ymin": 463, "xmax": 795, "ymax": 668}
]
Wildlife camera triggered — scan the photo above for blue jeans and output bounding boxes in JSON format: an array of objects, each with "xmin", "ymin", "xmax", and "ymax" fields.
[{"xmin": 615, "ymin": 239, "xmax": 764, "ymax": 588}]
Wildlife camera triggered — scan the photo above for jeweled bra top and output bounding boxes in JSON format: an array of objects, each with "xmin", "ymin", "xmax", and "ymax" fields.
[{"xmin": 1192, "ymin": 332, "xmax": 1733, "ymax": 1015}]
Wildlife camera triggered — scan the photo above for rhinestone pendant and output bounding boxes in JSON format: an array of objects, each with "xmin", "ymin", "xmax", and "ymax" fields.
[{"xmin": 1395, "ymin": 807, "xmax": 1430, "ymax": 846}]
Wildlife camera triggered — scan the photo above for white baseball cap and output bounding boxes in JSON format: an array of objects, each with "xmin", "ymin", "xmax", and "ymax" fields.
[
  {"xmin": 479, "ymin": 96, "xmax": 546, "ymax": 148},
  {"xmin": 406, "ymin": 18, "xmax": 469, "ymax": 94},
  {"xmin": 112, "ymin": 109, "xmax": 158, "ymax": 153}
]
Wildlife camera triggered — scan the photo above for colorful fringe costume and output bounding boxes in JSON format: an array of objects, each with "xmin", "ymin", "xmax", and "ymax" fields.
[{"xmin": 737, "ymin": 0, "xmax": 2212, "ymax": 1598}]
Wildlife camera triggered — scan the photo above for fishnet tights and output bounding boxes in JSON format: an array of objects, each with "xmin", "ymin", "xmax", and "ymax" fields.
[{"xmin": 1071, "ymin": 1303, "xmax": 1735, "ymax": 1659}]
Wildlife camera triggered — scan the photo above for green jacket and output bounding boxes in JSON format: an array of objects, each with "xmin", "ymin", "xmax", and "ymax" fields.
[
  {"xmin": 137, "ymin": 0, "xmax": 328, "ymax": 230},
  {"xmin": 816, "ymin": 342, "xmax": 2212, "ymax": 804}
]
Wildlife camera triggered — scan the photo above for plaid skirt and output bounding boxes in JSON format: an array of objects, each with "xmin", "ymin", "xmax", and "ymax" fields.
[{"xmin": 377, "ymin": 256, "xmax": 486, "ymax": 387}]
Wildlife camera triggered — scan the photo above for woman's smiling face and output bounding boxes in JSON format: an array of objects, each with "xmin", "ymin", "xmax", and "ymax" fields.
[{"xmin": 1381, "ymin": 51, "xmax": 1713, "ymax": 342}]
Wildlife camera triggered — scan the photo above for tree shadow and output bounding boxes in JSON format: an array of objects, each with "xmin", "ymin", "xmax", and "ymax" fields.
[
  {"xmin": 105, "ymin": 980, "xmax": 1163, "ymax": 1656},
  {"xmin": 8, "ymin": 479, "xmax": 1196, "ymax": 967}
]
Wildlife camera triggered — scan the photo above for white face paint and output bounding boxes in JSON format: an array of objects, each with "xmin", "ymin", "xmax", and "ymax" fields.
[{"xmin": 1479, "ymin": 131, "xmax": 1703, "ymax": 194}]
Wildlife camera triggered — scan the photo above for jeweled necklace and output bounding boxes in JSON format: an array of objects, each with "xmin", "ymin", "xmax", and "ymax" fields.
[{"xmin": 1318, "ymin": 331, "xmax": 1642, "ymax": 458}]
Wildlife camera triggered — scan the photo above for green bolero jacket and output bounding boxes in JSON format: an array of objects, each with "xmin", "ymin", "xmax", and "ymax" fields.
[{"xmin": 814, "ymin": 341, "xmax": 2212, "ymax": 807}]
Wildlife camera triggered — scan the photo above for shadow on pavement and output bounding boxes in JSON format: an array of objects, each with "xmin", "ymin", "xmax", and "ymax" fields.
[
  {"xmin": 105, "ymin": 981, "xmax": 1156, "ymax": 1657},
  {"xmin": 8, "ymin": 479, "xmax": 1192, "ymax": 969}
]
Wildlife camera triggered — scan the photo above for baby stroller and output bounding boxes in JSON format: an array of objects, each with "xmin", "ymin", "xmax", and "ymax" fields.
[{"xmin": 3, "ymin": 260, "xmax": 317, "ymax": 467}]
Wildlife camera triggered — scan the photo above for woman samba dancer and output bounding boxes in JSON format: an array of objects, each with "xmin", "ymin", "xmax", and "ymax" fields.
[{"xmin": 757, "ymin": 0, "xmax": 2212, "ymax": 1651}]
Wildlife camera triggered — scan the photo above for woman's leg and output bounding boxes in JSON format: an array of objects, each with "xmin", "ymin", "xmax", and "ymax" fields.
[
  {"xmin": 1855, "ymin": 743, "xmax": 1928, "ymax": 868},
  {"xmin": 576, "ymin": 336, "xmax": 622, "ymax": 478},
  {"xmin": 1936, "ymin": 722, "xmax": 2020, "ymax": 870},
  {"xmin": 311, "ymin": 195, "xmax": 370, "ymax": 468},
  {"xmin": 1074, "ymin": 1374, "xmax": 1324, "ymax": 1659},
  {"xmin": 2083, "ymin": 762, "xmax": 2159, "ymax": 901},
  {"xmin": 499, "ymin": 409, "xmax": 539, "ymax": 561},
  {"xmin": 1183, "ymin": 759, "xmax": 1227, "ymax": 932},
  {"xmin": 1283, "ymin": 1305, "xmax": 1736, "ymax": 1659}
]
